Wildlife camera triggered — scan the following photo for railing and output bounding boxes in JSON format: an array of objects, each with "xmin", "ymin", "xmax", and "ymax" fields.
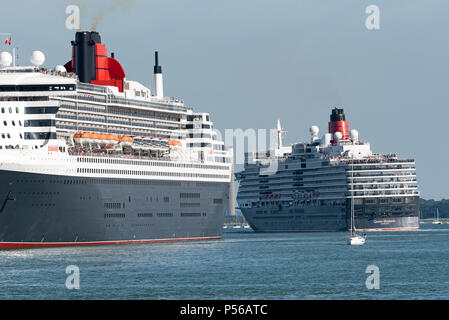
[
  {"xmin": 108, "ymin": 96, "xmax": 187, "ymax": 113},
  {"xmin": 38, "ymin": 68, "xmax": 79, "ymax": 80},
  {"xmin": 336, "ymin": 156, "xmax": 415, "ymax": 164},
  {"xmin": 76, "ymin": 82, "xmax": 108, "ymax": 94},
  {"xmin": 68, "ymin": 149, "xmax": 174, "ymax": 162}
]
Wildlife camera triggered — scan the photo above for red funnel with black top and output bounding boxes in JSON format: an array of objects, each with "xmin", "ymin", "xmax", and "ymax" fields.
[
  {"xmin": 64, "ymin": 31, "xmax": 125, "ymax": 92},
  {"xmin": 328, "ymin": 108, "xmax": 349, "ymax": 144}
]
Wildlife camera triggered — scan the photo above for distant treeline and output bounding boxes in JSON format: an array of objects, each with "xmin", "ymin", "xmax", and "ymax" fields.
[{"xmin": 420, "ymin": 199, "xmax": 449, "ymax": 219}]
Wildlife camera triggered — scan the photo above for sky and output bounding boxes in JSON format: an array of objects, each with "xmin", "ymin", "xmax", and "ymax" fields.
[{"xmin": 0, "ymin": 0, "xmax": 448, "ymax": 199}]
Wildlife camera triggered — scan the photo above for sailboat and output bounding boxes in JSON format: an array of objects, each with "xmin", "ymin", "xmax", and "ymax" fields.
[
  {"xmin": 347, "ymin": 162, "xmax": 366, "ymax": 246},
  {"xmin": 348, "ymin": 211, "xmax": 367, "ymax": 245},
  {"xmin": 432, "ymin": 208, "xmax": 443, "ymax": 225}
]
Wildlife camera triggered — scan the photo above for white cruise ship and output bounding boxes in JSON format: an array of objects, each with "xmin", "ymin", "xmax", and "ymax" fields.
[
  {"xmin": 236, "ymin": 108, "xmax": 420, "ymax": 232},
  {"xmin": 0, "ymin": 31, "xmax": 232, "ymax": 248}
]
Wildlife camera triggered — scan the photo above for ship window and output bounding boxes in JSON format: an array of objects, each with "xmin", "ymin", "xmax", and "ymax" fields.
[
  {"xmin": 24, "ymin": 107, "xmax": 59, "ymax": 114},
  {"xmin": 15, "ymin": 107, "xmax": 19, "ymax": 113},
  {"xmin": 0, "ymin": 134, "xmax": 3, "ymax": 139},
  {"xmin": 6, "ymin": 133, "xmax": 10, "ymax": 139},
  {"xmin": 8, "ymin": 107, "xmax": 12, "ymax": 113},
  {"xmin": 11, "ymin": 121, "xmax": 15, "ymax": 126},
  {"xmin": 3, "ymin": 121, "xmax": 6, "ymax": 126},
  {"xmin": 157, "ymin": 212, "xmax": 173, "ymax": 217},
  {"xmin": 180, "ymin": 212, "xmax": 201, "ymax": 217},
  {"xmin": 0, "ymin": 108, "xmax": 3, "ymax": 113},
  {"xmin": 24, "ymin": 132, "xmax": 56, "ymax": 140},
  {"xmin": 0, "ymin": 84, "xmax": 75, "ymax": 92}
]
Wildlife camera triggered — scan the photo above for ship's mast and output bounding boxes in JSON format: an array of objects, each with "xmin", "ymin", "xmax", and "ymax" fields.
[
  {"xmin": 229, "ymin": 148, "xmax": 236, "ymax": 216},
  {"xmin": 277, "ymin": 119, "xmax": 283, "ymax": 149},
  {"xmin": 350, "ymin": 161, "xmax": 355, "ymax": 235}
]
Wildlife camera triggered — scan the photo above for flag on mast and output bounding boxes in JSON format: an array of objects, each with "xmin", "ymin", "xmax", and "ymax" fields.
[{"xmin": 1, "ymin": 33, "xmax": 11, "ymax": 45}]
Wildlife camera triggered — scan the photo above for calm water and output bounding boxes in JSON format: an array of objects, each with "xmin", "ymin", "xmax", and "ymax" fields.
[{"xmin": 1, "ymin": 224, "xmax": 449, "ymax": 300}]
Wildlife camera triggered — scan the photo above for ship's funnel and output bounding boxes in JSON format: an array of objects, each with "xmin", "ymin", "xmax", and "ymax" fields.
[
  {"xmin": 154, "ymin": 51, "xmax": 164, "ymax": 98},
  {"xmin": 65, "ymin": 31, "xmax": 125, "ymax": 92},
  {"xmin": 72, "ymin": 31, "xmax": 102, "ymax": 83},
  {"xmin": 328, "ymin": 108, "xmax": 349, "ymax": 144}
]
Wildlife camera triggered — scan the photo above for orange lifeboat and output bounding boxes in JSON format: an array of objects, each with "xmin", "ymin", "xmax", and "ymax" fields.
[
  {"xmin": 119, "ymin": 135, "xmax": 133, "ymax": 147},
  {"xmin": 73, "ymin": 132, "xmax": 82, "ymax": 144},
  {"xmin": 99, "ymin": 133, "xmax": 108, "ymax": 145},
  {"xmin": 168, "ymin": 140, "xmax": 182, "ymax": 147},
  {"xmin": 91, "ymin": 133, "xmax": 102, "ymax": 144},
  {"xmin": 106, "ymin": 134, "xmax": 120, "ymax": 145},
  {"xmin": 107, "ymin": 134, "xmax": 119, "ymax": 141},
  {"xmin": 79, "ymin": 132, "xmax": 92, "ymax": 145}
]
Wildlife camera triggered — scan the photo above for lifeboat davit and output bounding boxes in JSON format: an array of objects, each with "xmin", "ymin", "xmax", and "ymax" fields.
[
  {"xmin": 99, "ymin": 133, "xmax": 108, "ymax": 146},
  {"xmin": 106, "ymin": 134, "xmax": 120, "ymax": 146},
  {"xmin": 80, "ymin": 132, "xmax": 93, "ymax": 145},
  {"xmin": 148, "ymin": 137, "xmax": 169, "ymax": 151},
  {"xmin": 73, "ymin": 132, "xmax": 82, "ymax": 144},
  {"xmin": 91, "ymin": 133, "xmax": 102, "ymax": 145},
  {"xmin": 132, "ymin": 136, "xmax": 144, "ymax": 150},
  {"xmin": 159, "ymin": 139, "xmax": 170, "ymax": 147},
  {"xmin": 119, "ymin": 135, "xmax": 133, "ymax": 147},
  {"xmin": 133, "ymin": 136, "xmax": 143, "ymax": 143}
]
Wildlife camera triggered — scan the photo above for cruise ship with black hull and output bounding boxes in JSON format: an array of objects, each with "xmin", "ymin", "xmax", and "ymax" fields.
[
  {"xmin": 236, "ymin": 108, "xmax": 419, "ymax": 232},
  {"xmin": 0, "ymin": 31, "xmax": 232, "ymax": 248}
]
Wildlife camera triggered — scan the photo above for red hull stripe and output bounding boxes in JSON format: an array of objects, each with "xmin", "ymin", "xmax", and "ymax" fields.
[
  {"xmin": 256, "ymin": 227, "xmax": 419, "ymax": 233},
  {"xmin": 258, "ymin": 230, "xmax": 337, "ymax": 233},
  {"xmin": 0, "ymin": 236, "xmax": 221, "ymax": 249},
  {"xmin": 356, "ymin": 227, "xmax": 418, "ymax": 231}
]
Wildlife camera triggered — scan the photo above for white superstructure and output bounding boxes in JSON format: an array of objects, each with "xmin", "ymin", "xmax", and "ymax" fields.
[{"xmin": 0, "ymin": 53, "xmax": 232, "ymax": 184}]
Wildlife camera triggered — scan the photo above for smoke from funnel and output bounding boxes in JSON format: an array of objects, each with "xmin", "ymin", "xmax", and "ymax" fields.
[{"xmin": 91, "ymin": 0, "xmax": 135, "ymax": 32}]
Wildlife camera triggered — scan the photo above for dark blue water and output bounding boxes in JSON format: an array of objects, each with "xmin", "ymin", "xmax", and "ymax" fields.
[{"xmin": 1, "ymin": 224, "xmax": 449, "ymax": 299}]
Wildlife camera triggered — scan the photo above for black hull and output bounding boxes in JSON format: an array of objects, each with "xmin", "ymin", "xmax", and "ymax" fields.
[
  {"xmin": 241, "ymin": 201, "xmax": 420, "ymax": 232},
  {"xmin": 0, "ymin": 170, "xmax": 229, "ymax": 248}
]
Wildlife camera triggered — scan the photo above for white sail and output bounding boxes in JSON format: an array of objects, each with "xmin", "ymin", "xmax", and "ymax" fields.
[{"xmin": 348, "ymin": 160, "xmax": 366, "ymax": 245}]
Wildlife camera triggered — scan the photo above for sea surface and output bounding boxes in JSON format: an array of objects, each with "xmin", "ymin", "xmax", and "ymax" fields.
[{"xmin": 1, "ymin": 223, "xmax": 449, "ymax": 300}]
